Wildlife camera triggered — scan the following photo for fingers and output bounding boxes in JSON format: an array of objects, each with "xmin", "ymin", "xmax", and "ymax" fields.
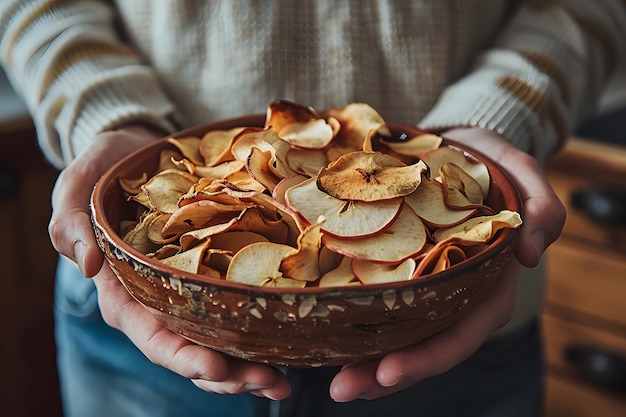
[
  {"xmin": 92, "ymin": 264, "xmax": 230, "ymax": 381},
  {"xmin": 48, "ymin": 127, "xmax": 163, "ymax": 277},
  {"xmin": 92, "ymin": 262, "xmax": 291, "ymax": 398},
  {"xmin": 192, "ymin": 364, "xmax": 291, "ymax": 400},
  {"xmin": 330, "ymin": 259, "xmax": 521, "ymax": 402},
  {"xmin": 502, "ymin": 151, "xmax": 565, "ymax": 267},
  {"xmin": 49, "ymin": 164, "xmax": 105, "ymax": 277}
]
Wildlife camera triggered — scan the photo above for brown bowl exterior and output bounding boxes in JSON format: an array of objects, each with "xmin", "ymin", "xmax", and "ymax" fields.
[{"xmin": 91, "ymin": 115, "xmax": 522, "ymax": 368}]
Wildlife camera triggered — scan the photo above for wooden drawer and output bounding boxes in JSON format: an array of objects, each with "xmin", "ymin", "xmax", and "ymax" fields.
[
  {"xmin": 545, "ymin": 241, "xmax": 626, "ymax": 327},
  {"xmin": 545, "ymin": 374, "xmax": 626, "ymax": 417},
  {"xmin": 547, "ymin": 138, "xmax": 626, "ymax": 253},
  {"xmin": 548, "ymin": 172, "xmax": 626, "ymax": 251},
  {"xmin": 543, "ymin": 313, "xmax": 626, "ymax": 378}
]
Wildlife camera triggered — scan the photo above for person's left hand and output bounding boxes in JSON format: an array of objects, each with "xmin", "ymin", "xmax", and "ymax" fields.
[{"xmin": 328, "ymin": 127, "xmax": 566, "ymax": 401}]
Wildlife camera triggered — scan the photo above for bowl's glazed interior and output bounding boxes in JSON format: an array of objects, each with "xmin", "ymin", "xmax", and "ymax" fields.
[{"xmin": 91, "ymin": 115, "xmax": 522, "ymax": 367}]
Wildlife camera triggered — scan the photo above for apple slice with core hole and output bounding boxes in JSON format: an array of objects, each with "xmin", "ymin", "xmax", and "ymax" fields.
[
  {"xmin": 285, "ymin": 178, "xmax": 403, "ymax": 238},
  {"xmin": 316, "ymin": 151, "xmax": 428, "ymax": 202}
]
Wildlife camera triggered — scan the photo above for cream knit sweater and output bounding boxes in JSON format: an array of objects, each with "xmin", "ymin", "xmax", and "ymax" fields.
[{"xmin": 2, "ymin": 0, "xmax": 625, "ymax": 170}]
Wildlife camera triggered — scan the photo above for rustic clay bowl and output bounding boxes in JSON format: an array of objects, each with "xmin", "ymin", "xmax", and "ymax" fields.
[{"xmin": 90, "ymin": 115, "xmax": 522, "ymax": 368}]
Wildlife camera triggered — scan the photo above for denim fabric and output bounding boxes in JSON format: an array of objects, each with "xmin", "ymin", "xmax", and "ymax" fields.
[
  {"xmin": 54, "ymin": 257, "xmax": 268, "ymax": 417},
  {"xmin": 54, "ymin": 256, "xmax": 543, "ymax": 417}
]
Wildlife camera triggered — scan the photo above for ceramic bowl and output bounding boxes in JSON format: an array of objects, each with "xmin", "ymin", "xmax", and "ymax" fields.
[{"xmin": 90, "ymin": 115, "xmax": 522, "ymax": 368}]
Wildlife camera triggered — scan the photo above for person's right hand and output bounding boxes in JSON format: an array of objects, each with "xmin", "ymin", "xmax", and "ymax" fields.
[{"xmin": 48, "ymin": 125, "xmax": 292, "ymax": 400}]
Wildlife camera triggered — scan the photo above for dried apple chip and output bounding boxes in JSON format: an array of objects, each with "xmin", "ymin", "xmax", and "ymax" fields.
[
  {"xmin": 272, "ymin": 175, "xmax": 308, "ymax": 205},
  {"xmin": 413, "ymin": 240, "xmax": 467, "ymax": 278},
  {"xmin": 138, "ymin": 169, "xmax": 199, "ymax": 214},
  {"xmin": 197, "ymin": 259, "xmax": 223, "ymax": 279},
  {"xmin": 162, "ymin": 200, "xmax": 255, "ymax": 237},
  {"xmin": 265, "ymin": 99, "xmax": 320, "ymax": 130},
  {"xmin": 209, "ymin": 231, "xmax": 270, "ymax": 253},
  {"xmin": 433, "ymin": 210, "xmax": 523, "ymax": 244},
  {"xmin": 149, "ymin": 244, "xmax": 181, "ymax": 260},
  {"xmin": 158, "ymin": 148, "xmax": 185, "ymax": 171},
  {"xmin": 219, "ymin": 187, "xmax": 308, "ymax": 245},
  {"xmin": 322, "ymin": 103, "xmax": 392, "ymax": 152},
  {"xmin": 404, "ymin": 176, "xmax": 476, "ymax": 228},
  {"xmin": 280, "ymin": 220, "xmax": 324, "ymax": 282},
  {"xmin": 322, "ymin": 204, "xmax": 427, "ymax": 264},
  {"xmin": 231, "ymin": 127, "xmax": 297, "ymax": 180},
  {"xmin": 353, "ymin": 257, "xmax": 416, "ymax": 285},
  {"xmin": 276, "ymin": 118, "xmax": 339, "ymax": 149},
  {"xmin": 122, "ymin": 211, "xmax": 164, "ymax": 254},
  {"xmin": 318, "ymin": 256, "xmax": 359, "ymax": 287},
  {"xmin": 422, "ymin": 146, "xmax": 490, "ymax": 198},
  {"xmin": 439, "ymin": 162, "xmax": 485, "ymax": 208},
  {"xmin": 316, "ymin": 151, "xmax": 428, "ymax": 202},
  {"xmin": 380, "ymin": 133, "xmax": 443, "ymax": 160},
  {"xmin": 191, "ymin": 160, "xmax": 245, "ymax": 180},
  {"xmin": 199, "ymin": 127, "xmax": 246, "ymax": 166},
  {"xmin": 146, "ymin": 212, "xmax": 176, "ymax": 245},
  {"xmin": 246, "ymin": 146, "xmax": 281, "ymax": 192},
  {"xmin": 120, "ymin": 172, "xmax": 148, "ymax": 195},
  {"xmin": 160, "ymin": 239, "xmax": 210, "ymax": 274},
  {"xmin": 264, "ymin": 98, "xmax": 341, "ymax": 149},
  {"xmin": 226, "ymin": 169, "xmax": 268, "ymax": 193},
  {"xmin": 285, "ymin": 177, "xmax": 403, "ymax": 238},
  {"xmin": 167, "ymin": 136, "xmax": 204, "ymax": 166},
  {"xmin": 179, "ymin": 207, "xmax": 288, "ymax": 250},
  {"xmin": 226, "ymin": 242, "xmax": 306, "ymax": 288},
  {"xmin": 286, "ymin": 147, "xmax": 329, "ymax": 177}
]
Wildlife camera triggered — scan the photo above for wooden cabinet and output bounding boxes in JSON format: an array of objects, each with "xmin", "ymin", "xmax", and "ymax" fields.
[
  {"xmin": 0, "ymin": 117, "xmax": 63, "ymax": 417},
  {"xmin": 543, "ymin": 138, "xmax": 626, "ymax": 417}
]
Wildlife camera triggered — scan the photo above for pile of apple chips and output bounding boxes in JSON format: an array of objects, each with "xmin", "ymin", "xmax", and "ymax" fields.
[{"xmin": 119, "ymin": 100, "xmax": 521, "ymax": 287}]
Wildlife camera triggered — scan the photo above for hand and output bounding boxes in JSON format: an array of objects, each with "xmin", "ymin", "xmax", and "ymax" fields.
[
  {"xmin": 328, "ymin": 127, "xmax": 566, "ymax": 401},
  {"xmin": 48, "ymin": 125, "xmax": 291, "ymax": 400}
]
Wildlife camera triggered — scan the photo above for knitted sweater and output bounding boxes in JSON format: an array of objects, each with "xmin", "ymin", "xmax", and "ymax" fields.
[{"xmin": 2, "ymin": 0, "xmax": 625, "ymax": 170}]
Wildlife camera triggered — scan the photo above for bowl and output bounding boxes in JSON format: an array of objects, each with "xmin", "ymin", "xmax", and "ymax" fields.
[{"xmin": 90, "ymin": 115, "xmax": 522, "ymax": 368}]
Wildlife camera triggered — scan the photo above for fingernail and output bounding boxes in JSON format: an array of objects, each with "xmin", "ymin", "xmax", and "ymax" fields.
[
  {"xmin": 73, "ymin": 240, "xmax": 87, "ymax": 276},
  {"xmin": 379, "ymin": 377, "xmax": 402, "ymax": 388},
  {"xmin": 261, "ymin": 391, "xmax": 282, "ymax": 401},
  {"xmin": 244, "ymin": 383, "xmax": 270, "ymax": 391}
]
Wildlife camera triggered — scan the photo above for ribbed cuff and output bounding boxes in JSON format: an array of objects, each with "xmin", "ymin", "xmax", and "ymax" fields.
[
  {"xmin": 418, "ymin": 52, "xmax": 560, "ymax": 161},
  {"xmin": 55, "ymin": 65, "xmax": 178, "ymax": 165}
]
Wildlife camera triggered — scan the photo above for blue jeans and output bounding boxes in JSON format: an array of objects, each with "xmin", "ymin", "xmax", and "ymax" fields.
[{"xmin": 55, "ymin": 257, "xmax": 543, "ymax": 417}]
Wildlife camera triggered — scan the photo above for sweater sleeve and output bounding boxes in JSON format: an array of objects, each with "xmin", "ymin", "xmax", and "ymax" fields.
[
  {"xmin": 418, "ymin": 0, "xmax": 626, "ymax": 161},
  {"xmin": 0, "ymin": 0, "xmax": 179, "ymax": 169}
]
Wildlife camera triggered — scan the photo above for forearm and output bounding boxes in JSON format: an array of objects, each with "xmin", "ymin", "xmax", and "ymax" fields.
[
  {"xmin": 419, "ymin": 0, "xmax": 626, "ymax": 161},
  {"xmin": 0, "ymin": 0, "xmax": 177, "ymax": 168}
]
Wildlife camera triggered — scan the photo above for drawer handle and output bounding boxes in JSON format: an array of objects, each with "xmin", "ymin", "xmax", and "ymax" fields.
[
  {"xmin": 570, "ymin": 188, "xmax": 626, "ymax": 226},
  {"xmin": 565, "ymin": 344, "xmax": 626, "ymax": 392},
  {"xmin": 0, "ymin": 163, "xmax": 18, "ymax": 200}
]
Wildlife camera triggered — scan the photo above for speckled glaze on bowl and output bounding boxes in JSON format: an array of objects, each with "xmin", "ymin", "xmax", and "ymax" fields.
[{"xmin": 90, "ymin": 115, "xmax": 522, "ymax": 368}]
